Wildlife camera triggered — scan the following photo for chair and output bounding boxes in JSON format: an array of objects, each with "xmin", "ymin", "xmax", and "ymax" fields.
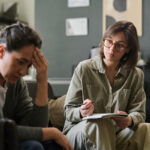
[
  {"xmin": 144, "ymin": 81, "xmax": 150, "ymax": 122},
  {"xmin": 25, "ymin": 80, "xmax": 55, "ymax": 100}
]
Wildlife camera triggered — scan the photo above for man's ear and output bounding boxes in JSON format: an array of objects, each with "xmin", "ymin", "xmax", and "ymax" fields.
[{"xmin": 0, "ymin": 44, "xmax": 6, "ymax": 58}]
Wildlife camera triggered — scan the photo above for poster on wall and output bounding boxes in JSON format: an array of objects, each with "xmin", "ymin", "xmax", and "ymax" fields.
[
  {"xmin": 68, "ymin": 0, "xmax": 90, "ymax": 8},
  {"xmin": 103, "ymin": 0, "xmax": 142, "ymax": 36},
  {"xmin": 66, "ymin": 18, "xmax": 88, "ymax": 36}
]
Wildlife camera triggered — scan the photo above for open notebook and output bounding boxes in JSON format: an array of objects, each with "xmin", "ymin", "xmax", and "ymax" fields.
[{"xmin": 82, "ymin": 113, "xmax": 128, "ymax": 120}]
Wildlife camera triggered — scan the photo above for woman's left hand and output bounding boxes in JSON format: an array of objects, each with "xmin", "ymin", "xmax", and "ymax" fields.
[{"xmin": 112, "ymin": 111, "xmax": 132, "ymax": 129}]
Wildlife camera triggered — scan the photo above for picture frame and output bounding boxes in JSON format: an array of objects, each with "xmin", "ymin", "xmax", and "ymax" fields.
[
  {"xmin": 66, "ymin": 18, "xmax": 88, "ymax": 36},
  {"xmin": 68, "ymin": 0, "xmax": 90, "ymax": 8},
  {"xmin": 103, "ymin": 0, "xmax": 142, "ymax": 36}
]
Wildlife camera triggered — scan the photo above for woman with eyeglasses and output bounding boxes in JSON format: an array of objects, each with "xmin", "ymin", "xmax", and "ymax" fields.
[{"xmin": 63, "ymin": 21, "xmax": 146, "ymax": 150}]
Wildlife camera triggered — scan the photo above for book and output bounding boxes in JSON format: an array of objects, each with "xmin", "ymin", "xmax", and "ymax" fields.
[{"xmin": 82, "ymin": 113, "xmax": 128, "ymax": 120}]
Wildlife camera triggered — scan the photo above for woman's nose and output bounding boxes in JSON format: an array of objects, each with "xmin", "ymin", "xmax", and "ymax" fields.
[{"xmin": 109, "ymin": 43, "xmax": 116, "ymax": 52}]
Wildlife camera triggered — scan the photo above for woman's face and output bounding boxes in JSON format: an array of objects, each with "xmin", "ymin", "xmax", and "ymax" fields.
[
  {"xmin": 0, "ymin": 44, "xmax": 35, "ymax": 84},
  {"xmin": 103, "ymin": 32, "xmax": 129, "ymax": 64}
]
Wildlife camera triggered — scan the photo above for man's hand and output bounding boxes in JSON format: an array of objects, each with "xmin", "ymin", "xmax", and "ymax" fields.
[
  {"xmin": 32, "ymin": 48, "xmax": 48, "ymax": 85},
  {"xmin": 112, "ymin": 111, "xmax": 132, "ymax": 129},
  {"xmin": 80, "ymin": 99, "xmax": 94, "ymax": 117},
  {"xmin": 42, "ymin": 128, "xmax": 73, "ymax": 150},
  {"xmin": 32, "ymin": 48, "xmax": 49, "ymax": 106}
]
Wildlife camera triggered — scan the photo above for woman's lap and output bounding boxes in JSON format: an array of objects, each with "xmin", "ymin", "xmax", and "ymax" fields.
[{"xmin": 66, "ymin": 119, "xmax": 134, "ymax": 150}]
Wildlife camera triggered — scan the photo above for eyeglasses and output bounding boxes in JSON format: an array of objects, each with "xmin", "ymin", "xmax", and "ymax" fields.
[{"xmin": 103, "ymin": 38, "xmax": 128, "ymax": 52}]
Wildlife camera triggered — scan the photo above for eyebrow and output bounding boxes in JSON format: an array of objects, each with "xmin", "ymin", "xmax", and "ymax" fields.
[
  {"xmin": 17, "ymin": 58, "xmax": 31, "ymax": 64},
  {"xmin": 20, "ymin": 58, "xmax": 32, "ymax": 68},
  {"xmin": 107, "ymin": 38, "xmax": 126, "ymax": 44},
  {"xmin": 117, "ymin": 40, "xmax": 126, "ymax": 43}
]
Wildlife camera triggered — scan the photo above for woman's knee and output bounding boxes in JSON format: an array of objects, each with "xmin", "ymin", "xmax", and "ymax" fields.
[{"xmin": 138, "ymin": 123, "xmax": 150, "ymax": 132}]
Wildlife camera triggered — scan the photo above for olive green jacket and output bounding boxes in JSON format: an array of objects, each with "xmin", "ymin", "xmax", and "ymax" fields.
[
  {"xmin": 2, "ymin": 78, "xmax": 48, "ymax": 141},
  {"xmin": 63, "ymin": 56, "xmax": 146, "ymax": 134}
]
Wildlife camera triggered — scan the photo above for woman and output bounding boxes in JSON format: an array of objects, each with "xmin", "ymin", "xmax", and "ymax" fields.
[{"xmin": 63, "ymin": 21, "xmax": 146, "ymax": 150}]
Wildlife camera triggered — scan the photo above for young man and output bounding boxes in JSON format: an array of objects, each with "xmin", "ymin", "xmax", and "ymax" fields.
[{"xmin": 0, "ymin": 23, "xmax": 72, "ymax": 150}]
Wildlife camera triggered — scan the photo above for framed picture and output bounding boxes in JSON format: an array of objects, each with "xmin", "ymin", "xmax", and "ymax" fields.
[
  {"xmin": 68, "ymin": 0, "xmax": 90, "ymax": 8},
  {"xmin": 103, "ymin": 0, "xmax": 142, "ymax": 36},
  {"xmin": 66, "ymin": 18, "xmax": 88, "ymax": 36}
]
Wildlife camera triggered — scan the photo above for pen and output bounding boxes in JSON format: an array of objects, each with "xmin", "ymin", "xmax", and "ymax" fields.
[{"xmin": 67, "ymin": 102, "xmax": 95, "ymax": 107}]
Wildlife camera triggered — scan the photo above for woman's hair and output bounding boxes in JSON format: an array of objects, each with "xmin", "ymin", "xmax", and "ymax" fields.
[
  {"xmin": 100, "ymin": 20, "xmax": 139, "ymax": 69},
  {"xmin": 0, "ymin": 22, "xmax": 42, "ymax": 51}
]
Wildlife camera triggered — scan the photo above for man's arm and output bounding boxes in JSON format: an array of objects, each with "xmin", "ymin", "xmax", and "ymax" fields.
[
  {"xmin": 17, "ymin": 125, "xmax": 72, "ymax": 150},
  {"xmin": 32, "ymin": 48, "xmax": 48, "ymax": 106}
]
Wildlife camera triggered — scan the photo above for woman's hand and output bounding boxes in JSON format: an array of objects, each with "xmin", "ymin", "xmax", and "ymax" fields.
[
  {"xmin": 112, "ymin": 111, "xmax": 132, "ymax": 129},
  {"xmin": 80, "ymin": 99, "xmax": 94, "ymax": 117},
  {"xmin": 32, "ymin": 48, "xmax": 48, "ymax": 85},
  {"xmin": 42, "ymin": 128, "xmax": 73, "ymax": 150}
]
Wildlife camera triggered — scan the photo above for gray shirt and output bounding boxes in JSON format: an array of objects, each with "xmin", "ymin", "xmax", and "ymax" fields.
[
  {"xmin": 63, "ymin": 56, "xmax": 146, "ymax": 134},
  {"xmin": 0, "ymin": 84, "xmax": 7, "ymax": 118},
  {"xmin": 2, "ymin": 78, "xmax": 48, "ymax": 141}
]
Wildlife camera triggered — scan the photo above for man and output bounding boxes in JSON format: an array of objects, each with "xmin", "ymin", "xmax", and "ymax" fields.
[{"xmin": 0, "ymin": 23, "xmax": 72, "ymax": 150}]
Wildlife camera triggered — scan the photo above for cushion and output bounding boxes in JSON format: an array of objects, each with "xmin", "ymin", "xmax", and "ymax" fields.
[{"xmin": 48, "ymin": 95, "xmax": 66, "ymax": 130}]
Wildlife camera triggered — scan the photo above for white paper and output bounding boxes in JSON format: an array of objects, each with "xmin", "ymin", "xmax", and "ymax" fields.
[
  {"xmin": 82, "ymin": 113, "xmax": 128, "ymax": 120},
  {"xmin": 66, "ymin": 18, "xmax": 88, "ymax": 36},
  {"xmin": 68, "ymin": 0, "xmax": 90, "ymax": 8}
]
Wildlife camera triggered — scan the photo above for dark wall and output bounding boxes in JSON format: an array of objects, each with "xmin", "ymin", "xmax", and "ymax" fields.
[
  {"xmin": 140, "ymin": 0, "xmax": 150, "ymax": 61},
  {"xmin": 35, "ymin": 0, "xmax": 102, "ymax": 78}
]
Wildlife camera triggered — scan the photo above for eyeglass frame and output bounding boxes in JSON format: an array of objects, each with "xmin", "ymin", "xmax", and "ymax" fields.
[{"xmin": 103, "ymin": 38, "xmax": 128, "ymax": 52}]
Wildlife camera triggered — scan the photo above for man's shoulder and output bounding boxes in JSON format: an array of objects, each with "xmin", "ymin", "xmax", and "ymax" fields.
[{"xmin": 7, "ymin": 78, "xmax": 27, "ymax": 91}]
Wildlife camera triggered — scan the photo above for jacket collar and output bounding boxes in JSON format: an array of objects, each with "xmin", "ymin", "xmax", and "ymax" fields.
[{"xmin": 90, "ymin": 55, "xmax": 128, "ymax": 77}]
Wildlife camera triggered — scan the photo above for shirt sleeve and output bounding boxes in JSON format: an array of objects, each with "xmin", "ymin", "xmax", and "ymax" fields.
[
  {"xmin": 64, "ymin": 63, "xmax": 83, "ymax": 122},
  {"xmin": 7, "ymin": 78, "xmax": 49, "ymax": 127},
  {"xmin": 17, "ymin": 125, "xmax": 43, "ymax": 142},
  {"xmin": 127, "ymin": 68, "xmax": 146, "ymax": 128}
]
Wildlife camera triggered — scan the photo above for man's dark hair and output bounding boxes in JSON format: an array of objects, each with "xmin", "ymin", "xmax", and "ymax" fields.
[{"xmin": 0, "ymin": 22, "xmax": 42, "ymax": 51}]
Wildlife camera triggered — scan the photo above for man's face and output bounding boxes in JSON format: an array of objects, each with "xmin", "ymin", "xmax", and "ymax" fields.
[{"xmin": 0, "ymin": 45, "xmax": 35, "ymax": 84}]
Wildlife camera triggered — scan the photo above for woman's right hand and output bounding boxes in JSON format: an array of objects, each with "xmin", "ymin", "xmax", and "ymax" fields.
[
  {"xmin": 80, "ymin": 99, "xmax": 94, "ymax": 117},
  {"xmin": 42, "ymin": 127, "xmax": 73, "ymax": 150}
]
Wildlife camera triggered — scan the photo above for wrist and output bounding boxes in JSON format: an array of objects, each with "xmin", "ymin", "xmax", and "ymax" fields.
[
  {"xmin": 37, "ymin": 81, "xmax": 47, "ymax": 86},
  {"xmin": 128, "ymin": 116, "xmax": 133, "ymax": 127},
  {"xmin": 80, "ymin": 108, "xmax": 84, "ymax": 118},
  {"xmin": 42, "ymin": 127, "xmax": 58, "ymax": 141}
]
